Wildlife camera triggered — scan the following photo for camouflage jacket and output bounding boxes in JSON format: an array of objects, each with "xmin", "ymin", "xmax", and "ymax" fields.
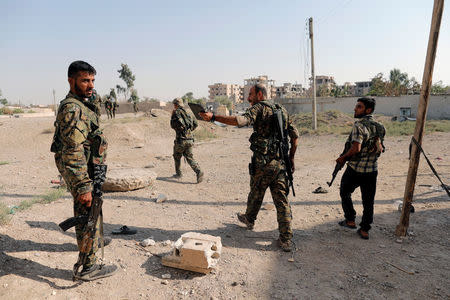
[
  {"xmin": 238, "ymin": 101, "xmax": 299, "ymax": 162},
  {"xmin": 170, "ymin": 107, "xmax": 197, "ymax": 141},
  {"xmin": 51, "ymin": 92, "xmax": 107, "ymax": 195}
]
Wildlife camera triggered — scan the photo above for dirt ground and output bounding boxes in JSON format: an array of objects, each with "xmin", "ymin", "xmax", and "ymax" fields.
[{"xmin": 0, "ymin": 112, "xmax": 449, "ymax": 300}]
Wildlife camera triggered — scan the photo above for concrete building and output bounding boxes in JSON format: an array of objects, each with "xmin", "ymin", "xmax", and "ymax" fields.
[
  {"xmin": 243, "ymin": 75, "xmax": 275, "ymax": 100},
  {"xmin": 208, "ymin": 83, "xmax": 243, "ymax": 103},
  {"xmin": 315, "ymin": 75, "xmax": 336, "ymax": 96},
  {"xmin": 275, "ymin": 83, "xmax": 305, "ymax": 98},
  {"xmin": 340, "ymin": 82, "xmax": 356, "ymax": 96},
  {"xmin": 355, "ymin": 81, "xmax": 372, "ymax": 96}
]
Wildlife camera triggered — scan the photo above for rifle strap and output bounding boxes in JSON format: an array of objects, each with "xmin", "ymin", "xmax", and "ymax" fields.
[
  {"xmin": 411, "ymin": 137, "xmax": 450, "ymax": 198},
  {"xmin": 99, "ymin": 210, "xmax": 104, "ymax": 263}
]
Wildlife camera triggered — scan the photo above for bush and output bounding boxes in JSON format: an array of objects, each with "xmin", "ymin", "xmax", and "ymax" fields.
[
  {"xmin": 0, "ymin": 107, "xmax": 12, "ymax": 115},
  {"xmin": 13, "ymin": 108, "xmax": 24, "ymax": 114}
]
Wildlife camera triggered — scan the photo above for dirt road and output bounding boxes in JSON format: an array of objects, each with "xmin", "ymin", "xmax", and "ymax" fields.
[{"xmin": 0, "ymin": 113, "xmax": 449, "ymax": 299}]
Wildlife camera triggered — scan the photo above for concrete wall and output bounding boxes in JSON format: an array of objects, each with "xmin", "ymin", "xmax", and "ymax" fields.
[
  {"xmin": 101, "ymin": 101, "xmax": 173, "ymax": 115},
  {"xmin": 275, "ymin": 95, "xmax": 450, "ymax": 119}
]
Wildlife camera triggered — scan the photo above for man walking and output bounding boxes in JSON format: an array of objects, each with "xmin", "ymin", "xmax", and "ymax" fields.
[
  {"xmin": 200, "ymin": 84, "xmax": 299, "ymax": 252},
  {"xmin": 51, "ymin": 60, "xmax": 117, "ymax": 280},
  {"xmin": 336, "ymin": 97, "xmax": 385, "ymax": 240},
  {"xmin": 171, "ymin": 98, "xmax": 204, "ymax": 183}
]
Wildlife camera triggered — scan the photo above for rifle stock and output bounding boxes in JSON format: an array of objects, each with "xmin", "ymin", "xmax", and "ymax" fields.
[{"xmin": 59, "ymin": 215, "xmax": 88, "ymax": 232}]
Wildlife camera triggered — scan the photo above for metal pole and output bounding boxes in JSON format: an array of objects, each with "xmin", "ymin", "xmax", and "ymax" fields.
[
  {"xmin": 309, "ymin": 17, "xmax": 317, "ymax": 130},
  {"xmin": 395, "ymin": 0, "xmax": 444, "ymax": 236}
]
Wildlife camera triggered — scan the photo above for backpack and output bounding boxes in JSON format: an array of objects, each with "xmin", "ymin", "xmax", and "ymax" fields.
[{"xmin": 172, "ymin": 107, "xmax": 195, "ymax": 131}]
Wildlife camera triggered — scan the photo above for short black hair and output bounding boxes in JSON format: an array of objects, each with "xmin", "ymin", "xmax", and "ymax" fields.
[
  {"xmin": 68, "ymin": 60, "xmax": 96, "ymax": 78},
  {"xmin": 357, "ymin": 97, "xmax": 376, "ymax": 112},
  {"xmin": 254, "ymin": 84, "xmax": 267, "ymax": 99}
]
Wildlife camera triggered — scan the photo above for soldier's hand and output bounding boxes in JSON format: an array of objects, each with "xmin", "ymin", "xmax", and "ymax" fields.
[
  {"xmin": 336, "ymin": 156, "xmax": 346, "ymax": 166},
  {"xmin": 290, "ymin": 158, "xmax": 295, "ymax": 174},
  {"xmin": 199, "ymin": 112, "xmax": 213, "ymax": 121},
  {"xmin": 77, "ymin": 192, "xmax": 92, "ymax": 207}
]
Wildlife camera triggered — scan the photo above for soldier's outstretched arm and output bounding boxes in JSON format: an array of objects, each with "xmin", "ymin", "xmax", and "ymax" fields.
[
  {"xmin": 199, "ymin": 112, "xmax": 239, "ymax": 126},
  {"xmin": 58, "ymin": 103, "xmax": 93, "ymax": 198}
]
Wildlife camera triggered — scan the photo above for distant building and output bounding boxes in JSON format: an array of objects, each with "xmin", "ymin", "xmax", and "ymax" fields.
[
  {"xmin": 243, "ymin": 75, "xmax": 276, "ymax": 100},
  {"xmin": 275, "ymin": 83, "xmax": 305, "ymax": 98},
  {"xmin": 340, "ymin": 82, "xmax": 356, "ymax": 96},
  {"xmin": 208, "ymin": 83, "xmax": 243, "ymax": 103},
  {"xmin": 355, "ymin": 81, "xmax": 372, "ymax": 96}
]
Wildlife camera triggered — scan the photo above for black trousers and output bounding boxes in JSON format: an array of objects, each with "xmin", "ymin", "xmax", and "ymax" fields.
[{"xmin": 340, "ymin": 166, "xmax": 377, "ymax": 231}]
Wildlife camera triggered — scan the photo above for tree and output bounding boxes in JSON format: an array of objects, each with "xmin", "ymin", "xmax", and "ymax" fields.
[
  {"xmin": 117, "ymin": 63, "xmax": 136, "ymax": 101},
  {"xmin": 182, "ymin": 92, "xmax": 194, "ymax": 102},
  {"xmin": 109, "ymin": 88, "xmax": 117, "ymax": 100},
  {"xmin": 368, "ymin": 73, "xmax": 388, "ymax": 96},
  {"xmin": 214, "ymin": 96, "xmax": 232, "ymax": 110},
  {"xmin": 389, "ymin": 68, "xmax": 409, "ymax": 96},
  {"xmin": 431, "ymin": 81, "xmax": 447, "ymax": 95},
  {"xmin": 407, "ymin": 77, "xmax": 421, "ymax": 95},
  {"xmin": 0, "ymin": 89, "xmax": 7, "ymax": 105}
]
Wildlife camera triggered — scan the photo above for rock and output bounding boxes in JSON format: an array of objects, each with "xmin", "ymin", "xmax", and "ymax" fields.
[
  {"xmin": 161, "ymin": 273, "xmax": 171, "ymax": 279},
  {"xmin": 162, "ymin": 240, "xmax": 172, "ymax": 246},
  {"xmin": 409, "ymin": 254, "xmax": 416, "ymax": 258},
  {"xmin": 395, "ymin": 239, "xmax": 403, "ymax": 244},
  {"xmin": 3, "ymin": 284, "xmax": 8, "ymax": 288},
  {"xmin": 144, "ymin": 163, "xmax": 155, "ymax": 169},
  {"xmin": 103, "ymin": 168, "xmax": 157, "ymax": 192},
  {"xmin": 262, "ymin": 203, "xmax": 275, "ymax": 211},
  {"xmin": 161, "ymin": 280, "xmax": 169, "ymax": 285},
  {"xmin": 134, "ymin": 143, "xmax": 144, "ymax": 148},
  {"xmin": 379, "ymin": 244, "xmax": 386, "ymax": 248},
  {"xmin": 156, "ymin": 194, "xmax": 167, "ymax": 203},
  {"xmin": 141, "ymin": 238, "xmax": 156, "ymax": 247},
  {"xmin": 149, "ymin": 109, "xmax": 170, "ymax": 118},
  {"xmin": 51, "ymin": 291, "xmax": 56, "ymax": 296}
]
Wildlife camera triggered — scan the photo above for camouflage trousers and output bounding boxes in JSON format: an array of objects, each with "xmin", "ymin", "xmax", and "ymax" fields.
[
  {"xmin": 173, "ymin": 139, "xmax": 201, "ymax": 175},
  {"xmin": 245, "ymin": 158, "xmax": 293, "ymax": 242},
  {"xmin": 71, "ymin": 190, "xmax": 100, "ymax": 268}
]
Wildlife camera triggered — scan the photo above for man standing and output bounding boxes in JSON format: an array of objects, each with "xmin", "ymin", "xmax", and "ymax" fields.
[
  {"xmin": 170, "ymin": 98, "xmax": 204, "ymax": 183},
  {"xmin": 51, "ymin": 61, "xmax": 117, "ymax": 280},
  {"xmin": 336, "ymin": 97, "xmax": 385, "ymax": 240},
  {"xmin": 200, "ymin": 84, "xmax": 299, "ymax": 252}
]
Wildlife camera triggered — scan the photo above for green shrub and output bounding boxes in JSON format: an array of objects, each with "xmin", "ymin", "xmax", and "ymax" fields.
[
  {"xmin": 0, "ymin": 203, "xmax": 11, "ymax": 225},
  {"xmin": 13, "ymin": 108, "xmax": 24, "ymax": 114}
]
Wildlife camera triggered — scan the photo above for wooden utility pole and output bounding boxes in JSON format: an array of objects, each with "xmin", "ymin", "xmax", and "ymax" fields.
[
  {"xmin": 309, "ymin": 17, "xmax": 317, "ymax": 130},
  {"xmin": 396, "ymin": 0, "xmax": 444, "ymax": 236}
]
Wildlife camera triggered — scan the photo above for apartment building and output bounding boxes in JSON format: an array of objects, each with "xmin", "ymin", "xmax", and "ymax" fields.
[
  {"xmin": 243, "ymin": 75, "xmax": 276, "ymax": 100},
  {"xmin": 275, "ymin": 83, "xmax": 304, "ymax": 98},
  {"xmin": 208, "ymin": 83, "xmax": 243, "ymax": 103},
  {"xmin": 355, "ymin": 81, "xmax": 372, "ymax": 96}
]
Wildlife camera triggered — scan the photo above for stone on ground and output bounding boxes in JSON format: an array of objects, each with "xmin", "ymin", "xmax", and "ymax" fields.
[{"xmin": 103, "ymin": 168, "xmax": 157, "ymax": 192}]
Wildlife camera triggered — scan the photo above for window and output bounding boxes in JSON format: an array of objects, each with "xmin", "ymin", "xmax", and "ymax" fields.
[{"xmin": 400, "ymin": 107, "xmax": 411, "ymax": 117}]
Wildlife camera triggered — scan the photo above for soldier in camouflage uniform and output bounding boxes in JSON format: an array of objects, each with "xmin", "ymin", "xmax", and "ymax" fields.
[
  {"xmin": 51, "ymin": 61, "xmax": 117, "ymax": 281},
  {"xmin": 200, "ymin": 84, "xmax": 299, "ymax": 251},
  {"xmin": 170, "ymin": 98, "xmax": 204, "ymax": 183},
  {"xmin": 336, "ymin": 97, "xmax": 385, "ymax": 240}
]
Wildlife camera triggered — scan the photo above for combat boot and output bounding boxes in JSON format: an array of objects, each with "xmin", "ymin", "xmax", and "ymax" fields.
[
  {"xmin": 76, "ymin": 263, "xmax": 118, "ymax": 281},
  {"xmin": 196, "ymin": 171, "xmax": 204, "ymax": 183},
  {"xmin": 277, "ymin": 238, "xmax": 293, "ymax": 252}
]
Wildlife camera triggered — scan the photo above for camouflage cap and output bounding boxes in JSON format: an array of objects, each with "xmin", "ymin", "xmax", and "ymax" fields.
[{"xmin": 172, "ymin": 97, "xmax": 183, "ymax": 107}]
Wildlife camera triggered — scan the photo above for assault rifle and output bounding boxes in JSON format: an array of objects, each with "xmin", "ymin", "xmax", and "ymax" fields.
[
  {"xmin": 187, "ymin": 102, "xmax": 206, "ymax": 120},
  {"xmin": 274, "ymin": 109, "xmax": 295, "ymax": 196},
  {"xmin": 58, "ymin": 164, "xmax": 107, "ymax": 281},
  {"xmin": 327, "ymin": 142, "xmax": 351, "ymax": 187}
]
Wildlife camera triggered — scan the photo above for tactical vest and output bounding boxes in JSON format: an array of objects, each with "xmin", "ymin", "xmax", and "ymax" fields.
[
  {"xmin": 51, "ymin": 97, "xmax": 107, "ymax": 165},
  {"xmin": 360, "ymin": 118, "xmax": 385, "ymax": 155},
  {"xmin": 248, "ymin": 101, "xmax": 287, "ymax": 158}
]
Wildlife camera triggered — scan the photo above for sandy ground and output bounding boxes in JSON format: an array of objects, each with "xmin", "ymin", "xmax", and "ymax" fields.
[{"xmin": 0, "ymin": 112, "xmax": 449, "ymax": 299}]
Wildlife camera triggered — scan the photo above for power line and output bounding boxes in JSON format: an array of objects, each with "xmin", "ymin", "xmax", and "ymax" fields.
[{"xmin": 317, "ymin": 0, "xmax": 353, "ymax": 26}]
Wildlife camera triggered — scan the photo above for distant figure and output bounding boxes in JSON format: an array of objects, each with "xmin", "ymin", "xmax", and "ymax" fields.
[
  {"xmin": 170, "ymin": 98, "xmax": 204, "ymax": 183},
  {"xmin": 200, "ymin": 84, "xmax": 299, "ymax": 252},
  {"xmin": 51, "ymin": 60, "xmax": 117, "ymax": 281},
  {"xmin": 88, "ymin": 89, "xmax": 102, "ymax": 116},
  {"xmin": 132, "ymin": 100, "xmax": 139, "ymax": 114},
  {"xmin": 104, "ymin": 97, "xmax": 113, "ymax": 119},
  {"xmin": 112, "ymin": 100, "xmax": 118, "ymax": 118},
  {"xmin": 336, "ymin": 97, "xmax": 386, "ymax": 240}
]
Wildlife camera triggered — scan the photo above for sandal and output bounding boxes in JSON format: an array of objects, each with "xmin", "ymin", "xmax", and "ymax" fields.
[{"xmin": 112, "ymin": 225, "xmax": 137, "ymax": 235}]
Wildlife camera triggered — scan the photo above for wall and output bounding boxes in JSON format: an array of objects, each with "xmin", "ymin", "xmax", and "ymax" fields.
[
  {"xmin": 275, "ymin": 95, "xmax": 450, "ymax": 119},
  {"xmin": 101, "ymin": 101, "xmax": 173, "ymax": 115}
]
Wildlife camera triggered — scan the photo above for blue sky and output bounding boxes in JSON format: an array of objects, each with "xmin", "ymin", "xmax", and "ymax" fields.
[{"xmin": 1, "ymin": 0, "xmax": 449, "ymax": 104}]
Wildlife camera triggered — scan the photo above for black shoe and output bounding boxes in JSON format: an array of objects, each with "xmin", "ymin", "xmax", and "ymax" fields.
[
  {"xmin": 172, "ymin": 173, "xmax": 182, "ymax": 179},
  {"xmin": 237, "ymin": 213, "xmax": 254, "ymax": 230},
  {"xmin": 196, "ymin": 171, "xmax": 204, "ymax": 183},
  {"xmin": 338, "ymin": 220, "xmax": 357, "ymax": 229},
  {"xmin": 76, "ymin": 264, "xmax": 118, "ymax": 281}
]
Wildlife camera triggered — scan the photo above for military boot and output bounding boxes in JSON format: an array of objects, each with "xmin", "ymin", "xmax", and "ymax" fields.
[
  {"xmin": 196, "ymin": 170, "xmax": 204, "ymax": 183},
  {"xmin": 173, "ymin": 159, "xmax": 182, "ymax": 178}
]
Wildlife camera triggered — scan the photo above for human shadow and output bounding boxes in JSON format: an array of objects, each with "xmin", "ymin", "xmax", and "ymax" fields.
[
  {"xmin": 156, "ymin": 176, "xmax": 196, "ymax": 185},
  {"xmin": 0, "ymin": 235, "xmax": 82, "ymax": 289}
]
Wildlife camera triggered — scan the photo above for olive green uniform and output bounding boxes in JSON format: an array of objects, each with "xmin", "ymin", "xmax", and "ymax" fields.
[
  {"xmin": 51, "ymin": 92, "xmax": 108, "ymax": 268},
  {"xmin": 237, "ymin": 101, "xmax": 299, "ymax": 243},
  {"xmin": 170, "ymin": 107, "xmax": 201, "ymax": 176}
]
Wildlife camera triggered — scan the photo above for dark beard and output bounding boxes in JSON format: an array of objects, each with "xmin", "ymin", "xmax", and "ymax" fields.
[{"xmin": 74, "ymin": 82, "xmax": 92, "ymax": 99}]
